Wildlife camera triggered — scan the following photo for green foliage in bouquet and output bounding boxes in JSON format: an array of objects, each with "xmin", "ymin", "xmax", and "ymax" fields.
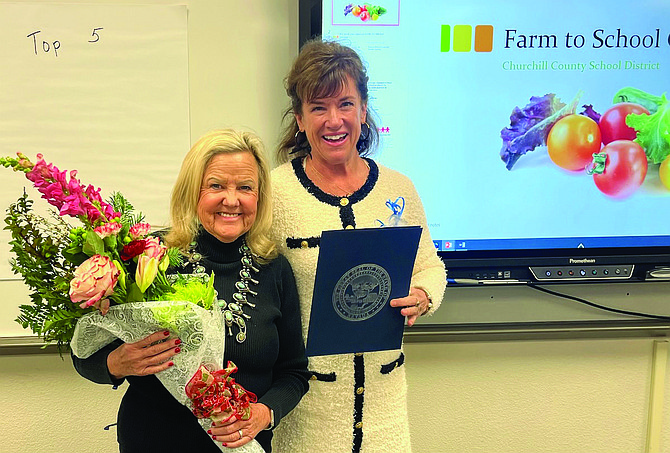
[{"xmin": 5, "ymin": 193, "xmax": 85, "ymax": 347}]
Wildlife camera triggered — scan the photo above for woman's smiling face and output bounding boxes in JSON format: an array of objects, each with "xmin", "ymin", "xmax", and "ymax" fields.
[
  {"xmin": 295, "ymin": 74, "xmax": 367, "ymax": 166},
  {"xmin": 197, "ymin": 151, "xmax": 259, "ymax": 243}
]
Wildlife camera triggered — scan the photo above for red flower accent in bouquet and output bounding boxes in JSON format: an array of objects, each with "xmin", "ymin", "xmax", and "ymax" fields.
[
  {"xmin": 185, "ymin": 362, "xmax": 257, "ymax": 423},
  {"xmin": 121, "ymin": 239, "xmax": 147, "ymax": 261}
]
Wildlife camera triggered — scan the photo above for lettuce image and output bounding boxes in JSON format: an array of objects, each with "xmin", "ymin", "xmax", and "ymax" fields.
[
  {"xmin": 613, "ymin": 87, "xmax": 664, "ymax": 114},
  {"xmin": 500, "ymin": 92, "xmax": 582, "ymax": 170},
  {"xmin": 626, "ymin": 93, "xmax": 670, "ymax": 164},
  {"xmin": 580, "ymin": 104, "xmax": 601, "ymax": 123}
]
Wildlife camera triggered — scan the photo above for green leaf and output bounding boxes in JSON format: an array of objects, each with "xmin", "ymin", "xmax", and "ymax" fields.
[
  {"xmin": 82, "ymin": 231, "xmax": 104, "ymax": 256},
  {"xmin": 103, "ymin": 234, "xmax": 117, "ymax": 250},
  {"xmin": 627, "ymin": 94, "xmax": 670, "ymax": 164},
  {"xmin": 126, "ymin": 282, "xmax": 144, "ymax": 302},
  {"xmin": 62, "ymin": 249, "xmax": 89, "ymax": 266},
  {"xmin": 166, "ymin": 247, "xmax": 185, "ymax": 268},
  {"xmin": 613, "ymin": 87, "xmax": 664, "ymax": 114},
  {"xmin": 43, "ymin": 309, "xmax": 81, "ymax": 331}
]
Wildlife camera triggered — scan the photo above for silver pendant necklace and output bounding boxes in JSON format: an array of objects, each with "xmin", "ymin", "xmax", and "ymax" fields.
[{"xmin": 217, "ymin": 240, "xmax": 259, "ymax": 343}]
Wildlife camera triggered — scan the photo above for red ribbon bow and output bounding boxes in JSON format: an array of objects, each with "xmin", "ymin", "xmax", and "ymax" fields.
[{"xmin": 185, "ymin": 361, "xmax": 257, "ymax": 421}]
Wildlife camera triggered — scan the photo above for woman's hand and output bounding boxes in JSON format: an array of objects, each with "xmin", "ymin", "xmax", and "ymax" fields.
[
  {"xmin": 390, "ymin": 287, "xmax": 430, "ymax": 327},
  {"xmin": 208, "ymin": 402, "xmax": 272, "ymax": 448},
  {"xmin": 107, "ymin": 330, "xmax": 181, "ymax": 379}
]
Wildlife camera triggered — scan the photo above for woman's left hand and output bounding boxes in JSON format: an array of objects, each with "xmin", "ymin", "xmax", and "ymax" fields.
[
  {"xmin": 390, "ymin": 287, "xmax": 429, "ymax": 327},
  {"xmin": 208, "ymin": 402, "xmax": 272, "ymax": 448}
]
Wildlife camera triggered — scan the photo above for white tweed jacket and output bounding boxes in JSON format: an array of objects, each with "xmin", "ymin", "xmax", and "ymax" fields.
[{"xmin": 270, "ymin": 157, "xmax": 446, "ymax": 453}]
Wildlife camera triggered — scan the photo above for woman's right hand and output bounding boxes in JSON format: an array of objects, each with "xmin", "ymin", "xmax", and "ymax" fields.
[{"xmin": 107, "ymin": 331, "xmax": 181, "ymax": 379}]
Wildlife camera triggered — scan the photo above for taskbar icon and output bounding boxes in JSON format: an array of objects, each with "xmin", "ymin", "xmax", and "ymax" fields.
[{"xmin": 433, "ymin": 240, "xmax": 456, "ymax": 251}]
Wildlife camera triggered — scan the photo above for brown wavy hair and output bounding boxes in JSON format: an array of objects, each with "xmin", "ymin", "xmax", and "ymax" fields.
[{"xmin": 276, "ymin": 38, "xmax": 379, "ymax": 164}]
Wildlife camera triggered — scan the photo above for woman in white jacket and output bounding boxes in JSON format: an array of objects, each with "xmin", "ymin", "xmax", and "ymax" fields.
[{"xmin": 270, "ymin": 39, "xmax": 447, "ymax": 453}]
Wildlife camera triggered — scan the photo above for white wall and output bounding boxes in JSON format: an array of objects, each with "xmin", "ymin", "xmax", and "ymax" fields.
[
  {"xmin": 405, "ymin": 339, "xmax": 664, "ymax": 453},
  {"xmin": 1, "ymin": 338, "xmax": 668, "ymax": 453},
  {"xmin": 2, "ymin": 1, "xmax": 670, "ymax": 453},
  {"xmin": 0, "ymin": 352, "xmax": 124, "ymax": 452}
]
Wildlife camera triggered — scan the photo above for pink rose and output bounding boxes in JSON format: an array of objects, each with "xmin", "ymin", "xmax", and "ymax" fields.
[
  {"xmin": 142, "ymin": 236, "xmax": 167, "ymax": 260},
  {"xmin": 70, "ymin": 255, "xmax": 119, "ymax": 314},
  {"xmin": 129, "ymin": 222, "xmax": 152, "ymax": 240}
]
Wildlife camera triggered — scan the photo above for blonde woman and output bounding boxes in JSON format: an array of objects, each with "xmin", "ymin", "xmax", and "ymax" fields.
[{"xmin": 73, "ymin": 129, "xmax": 310, "ymax": 453}]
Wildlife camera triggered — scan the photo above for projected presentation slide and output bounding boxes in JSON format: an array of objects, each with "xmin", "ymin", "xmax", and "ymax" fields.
[{"xmin": 323, "ymin": 0, "xmax": 670, "ymax": 252}]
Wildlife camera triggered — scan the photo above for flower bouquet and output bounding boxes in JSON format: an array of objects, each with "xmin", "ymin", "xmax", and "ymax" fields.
[{"xmin": 1, "ymin": 153, "xmax": 263, "ymax": 453}]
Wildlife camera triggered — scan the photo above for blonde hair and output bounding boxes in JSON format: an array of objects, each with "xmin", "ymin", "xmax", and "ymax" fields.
[
  {"xmin": 277, "ymin": 38, "xmax": 379, "ymax": 164},
  {"xmin": 165, "ymin": 129, "xmax": 277, "ymax": 262}
]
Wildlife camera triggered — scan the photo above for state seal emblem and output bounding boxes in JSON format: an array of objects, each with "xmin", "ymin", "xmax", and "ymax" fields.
[{"xmin": 332, "ymin": 263, "xmax": 391, "ymax": 321}]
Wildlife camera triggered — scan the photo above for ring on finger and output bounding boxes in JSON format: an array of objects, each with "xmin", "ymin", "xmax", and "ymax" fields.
[
  {"xmin": 238, "ymin": 429, "xmax": 243, "ymax": 440},
  {"xmin": 414, "ymin": 298, "xmax": 421, "ymax": 307}
]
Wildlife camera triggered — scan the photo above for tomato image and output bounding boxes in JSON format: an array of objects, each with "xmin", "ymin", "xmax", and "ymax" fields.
[
  {"xmin": 599, "ymin": 102, "xmax": 650, "ymax": 145},
  {"xmin": 660, "ymin": 155, "xmax": 670, "ymax": 190},
  {"xmin": 593, "ymin": 140, "xmax": 648, "ymax": 198},
  {"xmin": 547, "ymin": 114, "xmax": 602, "ymax": 171}
]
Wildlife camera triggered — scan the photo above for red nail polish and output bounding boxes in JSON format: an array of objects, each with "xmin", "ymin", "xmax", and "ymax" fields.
[
  {"xmin": 168, "ymin": 361, "xmax": 174, "ymax": 367},
  {"xmin": 174, "ymin": 347, "xmax": 181, "ymax": 353},
  {"xmin": 163, "ymin": 330, "xmax": 169, "ymax": 336},
  {"xmin": 175, "ymin": 339, "xmax": 182, "ymax": 345},
  {"xmin": 207, "ymin": 430, "xmax": 212, "ymax": 435},
  {"xmin": 222, "ymin": 443, "xmax": 227, "ymax": 447},
  {"xmin": 212, "ymin": 435, "xmax": 216, "ymax": 440}
]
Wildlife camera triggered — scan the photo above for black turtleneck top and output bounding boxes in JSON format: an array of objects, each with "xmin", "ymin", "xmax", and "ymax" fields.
[{"xmin": 72, "ymin": 231, "xmax": 309, "ymax": 453}]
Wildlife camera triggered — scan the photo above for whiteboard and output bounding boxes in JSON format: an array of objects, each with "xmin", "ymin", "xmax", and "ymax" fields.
[{"xmin": 0, "ymin": 3, "xmax": 189, "ymax": 336}]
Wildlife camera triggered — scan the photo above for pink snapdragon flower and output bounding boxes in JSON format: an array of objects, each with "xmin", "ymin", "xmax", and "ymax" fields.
[
  {"xmin": 16, "ymin": 153, "xmax": 34, "ymax": 171},
  {"xmin": 84, "ymin": 184, "xmax": 118, "ymax": 223},
  {"xmin": 25, "ymin": 154, "xmax": 120, "ymax": 226}
]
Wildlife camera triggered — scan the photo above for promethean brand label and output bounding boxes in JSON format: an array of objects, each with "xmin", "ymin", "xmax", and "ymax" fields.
[{"xmin": 569, "ymin": 258, "xmax": 597, "ymax": 264}]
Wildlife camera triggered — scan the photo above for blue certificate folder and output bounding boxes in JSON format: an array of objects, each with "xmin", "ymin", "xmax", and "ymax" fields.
[{"xmin": 305, "ymin": 226, "xmax": 422, "ymax": 357}]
